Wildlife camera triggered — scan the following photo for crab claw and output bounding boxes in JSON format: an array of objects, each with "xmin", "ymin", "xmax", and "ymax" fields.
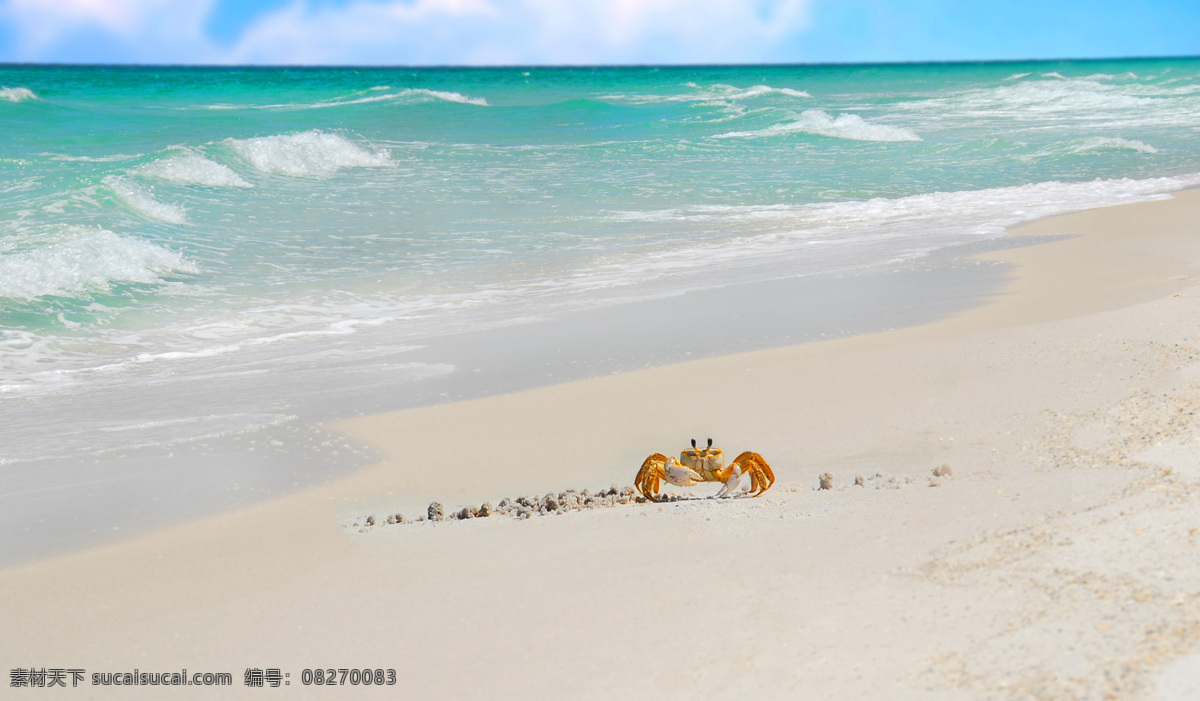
[
  {"xmin": 715, "ymin": 465, "xmax": 743, "ymax": 498},
  {"xmin": 664, "ymin": 456, "xmax": 704, "ymax": 486}
]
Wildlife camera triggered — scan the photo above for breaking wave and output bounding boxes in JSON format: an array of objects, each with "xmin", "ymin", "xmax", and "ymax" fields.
[
  {"xmin": 205, "ymin": 88, "xmax": 488, "ymax": 110},
  {"xmin": 1069, "ymin": 137, "xmax": 1158, "ymax": 154},
  {"xmin": 600, "ymin": 174, "xmax": 1200, "ymax": 284},
  {"xmin": 0, "ymin": 226, "xmax": 198, "ymax": 300},
  {"xmin": 138, "ymin": 151, "xmax": 251, "ymax": 188},
  {"xmin": 224, "ymin": 131, "xmax": 390, "ymax": 177},
  {"xmin": 714, "ymin": 109, "xmax": 922, "ymax": 142},
  {"xmin": 603, "ymin": 82, "xmax": 810, "ymax": 104},
  {"xmin": 0, "ymin": 87, "xmax": 36, "ymax": 102},
  {"xmin": 103, "ymin": 176, "xmax": 189, "ymax": 224}
]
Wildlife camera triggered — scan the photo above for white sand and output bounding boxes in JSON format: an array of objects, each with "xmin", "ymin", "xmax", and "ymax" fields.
[{"xmin": 2, "ymin": 191, "xmax": 1199, "ymax": 699}]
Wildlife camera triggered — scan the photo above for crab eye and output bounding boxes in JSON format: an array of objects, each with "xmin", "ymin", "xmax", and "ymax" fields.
[
  {"xmin": 707, "ymin": 438, "xmax": 713, "ymax": 448},
  {"xmin": 691, "ymin": 438, "xmax": 697, "ymax": 449}
]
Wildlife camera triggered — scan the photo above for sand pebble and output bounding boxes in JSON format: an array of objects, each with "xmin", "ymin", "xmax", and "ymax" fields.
[{"xmin": 854, "ymin": 470, "xmax": 914, "ymax": 489}]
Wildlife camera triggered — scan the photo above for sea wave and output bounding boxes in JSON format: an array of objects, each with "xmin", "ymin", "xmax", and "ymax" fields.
[
  {"xmin": 138, "ymin": 151, "xmax": 251, "ymax": 188},
  {"xmin": 603, "ymin": 82, "xmax": 810, "ymax": 105},
  {"xmin": 0, "ymin": 87, "xmax": 36, "ymax": 102},
  {"xmin": 204, "ymin": 88, "xmax": 488, "ymax": 110},
  {"xmin": 224, "ymin": 131, "xmax": 390, "ymax": 177},
  {"xmin": 596, "ymin": 174, "xmax": 1200, "ymax": 283},
  {"xmin": 1018, "ymin": 136, "xmax": 1160, "ymax": 163},
  {"xmin": 44, "ymin": 153, "xmax": 139, "ymax": 163},
  {"xmin": 714, "ymin": 109, "xmax": 921, "ymax": 142},
  {"xmin": 897, "ymin": 73, "xmax": 1199, "ymax": 130},
  {"xmin": 1070, "ymin": 137, "xmax": 1158, "ymax": 154},
  {"xmin": 103, "ymin": 176, "xmax": 189, "ymax": 224},
  {"xmin": 0, "ymin": 226, "xmax": 198, "ymax": 300}
]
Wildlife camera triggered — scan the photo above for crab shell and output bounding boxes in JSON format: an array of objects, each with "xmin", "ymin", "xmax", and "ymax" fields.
[{"xmin": 635, "ymin": 444, "xmax": 774, "ymax": 500}]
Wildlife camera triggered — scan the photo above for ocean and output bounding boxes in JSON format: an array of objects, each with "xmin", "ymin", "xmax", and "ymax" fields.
[{"xmin": 3, "ymin": 58, "xmax": 1200, "ymax": 559}]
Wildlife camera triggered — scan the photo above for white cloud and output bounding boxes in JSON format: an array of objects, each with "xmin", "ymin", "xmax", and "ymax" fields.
[
  {"xmin": 0, "ymin": 0, "xmax": 813, "ymax": 65},
  {"xmin": 512, "ymin": 0, "xmax": 810, "ymax": 63},
  {"xmin": 2, "ymin": 0, "xmax": 216, "ymax": 58},
  {"xmin": 229, "ymin": 0, "xmax": 811, "ymax": 65},
  {"xmin": 226, "ymin": 0, "xmax": 502, "ymax": 65}
]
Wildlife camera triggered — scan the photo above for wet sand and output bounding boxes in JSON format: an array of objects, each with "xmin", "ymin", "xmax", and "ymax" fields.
[{"xmin": 2, "ymin": 190, "xmax": 1199, "ymax": 699}]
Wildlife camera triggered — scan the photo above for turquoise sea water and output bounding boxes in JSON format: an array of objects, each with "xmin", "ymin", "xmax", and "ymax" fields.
[{"xmin": 2, "ymin": 58, "xmax": 1200, "ymax": 469}]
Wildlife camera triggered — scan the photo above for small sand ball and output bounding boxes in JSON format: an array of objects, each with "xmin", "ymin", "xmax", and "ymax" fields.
[
  {"xmin": 621, "ymin": 486, "xmax": 636, "ymax": 497},
  {"xmin": 854, "ymin": 473, "xmax": 865, "ymax": 487},
  {"xmin": 818, "ymin": 473, "xmax": 834, "ymax": 490},
  {"xmin": 386, "ymin": 513, "xmax": 404, "ymax": 525},
  {"xmin": 428, "ymin": 502, "xmax": 444, "ymax": 522},
  {"xmin": 517, "ymin": 509, "xmax": 531, "ymax": 519},
  {"xmin": 543, "ymin": 495, "xmax": 559, "ymax": 511},
  {"xmin": 932, "ymin": 464, "xmax": 953, "ymax": 477},
  {"xmin": 365, "ymin": 515, "xmax": 376, "ymax": 526},
  {"xmin": 498, "ymin": 498, "xmax": 511, "ymax": 509},
  {"xmin": 479, "ymin": 502, "xmax": 493, "ymax": 517}
]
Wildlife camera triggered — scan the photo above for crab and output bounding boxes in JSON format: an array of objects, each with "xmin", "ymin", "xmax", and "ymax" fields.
[{"xmin": 635, "ymin": 438, "xmax": 774, "ymax": 501}]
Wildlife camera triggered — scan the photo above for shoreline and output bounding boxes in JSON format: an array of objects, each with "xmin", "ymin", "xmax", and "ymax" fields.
[
  {"xmin": 0, "ymin": 219, "xmax": 1013, "ymax": 567},
  {"xmin": 2, "ymin": 189, "xmax": 1199, "ymax": 698}
]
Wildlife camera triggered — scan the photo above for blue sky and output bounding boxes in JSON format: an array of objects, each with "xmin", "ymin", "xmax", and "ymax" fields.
[{"xmin": 0, "ymin": 0, "xmax": 1197, "ymax": 66}]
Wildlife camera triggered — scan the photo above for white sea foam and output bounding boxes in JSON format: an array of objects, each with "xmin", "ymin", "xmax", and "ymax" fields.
[
  {"xmin": 103, "ymin": 176, "xmax": 188, "ymax": 224},
  {"xmin": 138, "ymin": 151, "xmax": 251, "ymax": 188},
  {"xmin": 45, "ymin": 153, "xmax": 139, "ymax": 163},
  {"xmin": 281, "ymin": 88, "xmax": 490, "ymax": 109},
  {"xmin": 1018, "ymin": 137, "xmax": 1160, "ymax": 163},
  {"xmin": 0, "ymin": 226, "xmax": 199, "ymax": 300},
  {"xmin": 412, "ymin": 89, "xmax": 489, "ymax": 106},
  {"xmin": 204, "ymin": 88, "xmax": 488, "ymax": 111},
  {"xmin": 1070, "ymin": 137, "xmax": 1158, "ymax": 154},
  {"xmin": 603, "ymin": 83, "xmax": 809, "ymax": 104},
  {"xmin": 597, "ymin": 174, "xmax": 1200, "ymax": 286},
  {"xmin": 321, "ymin": 89, "xmax": 489, "ymax": 107},
  {"xmin": 714, "ymin": 109, "xmax": 922, "ymax": 142},
  {"xmin": 723, "ymin": 84, "xmax": 811, "ymax": 100},
  {"xmin": 225, "ymin": 131, "xmax": 390, "ymax": 177},
  {"xmin": 898, "ymin": 74, "xmax": 1200, "ymax": 131},
  {"xmin": 0, "ymin": 87, "xmax": 36, "ymax": 102}
]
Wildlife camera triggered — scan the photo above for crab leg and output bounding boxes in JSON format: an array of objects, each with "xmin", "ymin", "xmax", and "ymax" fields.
[
  {"xmin": 635, "ymin": 453, "xmax": 669, "ymax": 500},
  {"xmin": 713, "ymin": 452, "xmax": 775, "ymax": 497}
]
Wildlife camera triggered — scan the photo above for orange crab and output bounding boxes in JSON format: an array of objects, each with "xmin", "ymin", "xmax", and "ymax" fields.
[{"xmin": 635, "ymin": 438, "xmax": 774, "ymax": 501}]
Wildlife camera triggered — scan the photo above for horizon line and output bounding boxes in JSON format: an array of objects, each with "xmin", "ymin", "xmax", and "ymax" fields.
[{"xmin": 3, "ymin": 54, "xmax": 1198, "ymax": 71}]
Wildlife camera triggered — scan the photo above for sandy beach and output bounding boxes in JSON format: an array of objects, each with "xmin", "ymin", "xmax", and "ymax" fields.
[{"xmin": 3, "ymin": 189, "xmax": 1200, "ymax": 699}]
